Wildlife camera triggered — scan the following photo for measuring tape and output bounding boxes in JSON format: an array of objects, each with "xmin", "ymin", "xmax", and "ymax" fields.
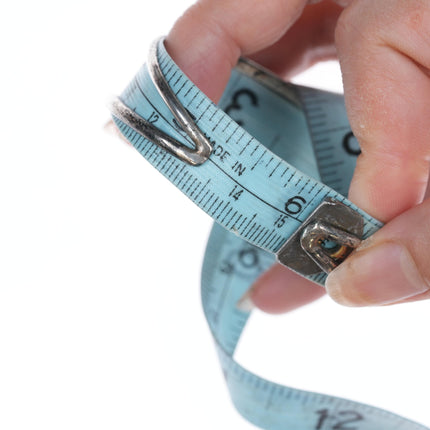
[{"xmin": 110, "ymin": 37, "xmax": 428, "ymax": 430}]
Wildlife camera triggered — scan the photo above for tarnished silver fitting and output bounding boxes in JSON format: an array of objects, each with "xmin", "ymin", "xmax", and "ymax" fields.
[{"xmin": 277, "ymin": 198, "xmax": 363, "ymax": 275}]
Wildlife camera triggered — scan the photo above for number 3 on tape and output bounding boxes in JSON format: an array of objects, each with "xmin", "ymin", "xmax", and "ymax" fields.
[{"xmin": 110, "ymin": 37, "xmax": 428, "ymax": 430}]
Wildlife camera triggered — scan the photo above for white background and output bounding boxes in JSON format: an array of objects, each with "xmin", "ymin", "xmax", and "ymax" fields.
[{"xmin": 1, "ymin": 1, "xmax": 429, "ymax": 429}]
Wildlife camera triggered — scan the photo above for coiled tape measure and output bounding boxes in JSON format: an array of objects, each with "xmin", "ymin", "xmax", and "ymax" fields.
[{"xmin": 110, "ymin": 37, "xmax": 428, "ymax": 430}]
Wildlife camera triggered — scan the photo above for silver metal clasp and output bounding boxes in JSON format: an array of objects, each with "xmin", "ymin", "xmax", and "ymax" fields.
[
  {"xmin": 110, "ymin": 37, "xmax": 212, "ymax": 166},
  {"xmin": 277, "ymin": 198, "xmax": 363, "ymax": 275}
]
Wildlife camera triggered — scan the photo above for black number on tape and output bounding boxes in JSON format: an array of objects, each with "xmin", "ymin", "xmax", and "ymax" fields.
[
  {"xmin": 225, "ymin": 88, "xmax": 259, "ymax": 126},
  {"xmin": 343, "ymin": 131, "xmax": 361, "ymax": 156},
  {"xmin": 229, "ymin": 185, "xmax": 243, "ymax": 201},
  {"xmin": 285, "ymin": 195, "xmax": 307, "ymax": 215},
  {"xmin": 273, "ymin": 214, "xmax": 287, "ymax": 228}
]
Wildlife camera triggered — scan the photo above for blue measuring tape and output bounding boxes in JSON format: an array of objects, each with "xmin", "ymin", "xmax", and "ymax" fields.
[{"xmin": 110, "ymin": 37, "xmax": 428, "ymax": 430}]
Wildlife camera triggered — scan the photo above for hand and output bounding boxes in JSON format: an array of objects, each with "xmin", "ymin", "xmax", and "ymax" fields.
[{"xmin": 166, "ymin": 0, "xmax": 430, "ymax": 310}]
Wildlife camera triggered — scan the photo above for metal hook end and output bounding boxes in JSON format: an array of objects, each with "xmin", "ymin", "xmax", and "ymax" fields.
[
  {"xmin": 300, "ymin": 220, "xmax": 361, "ymax": 273},
  {"xmin": 276, "ymin": 198, "xmax": 364, "ymax": 276},
  {"xmin": 109, "ymin": 37, "xmax": 212, "ymax": 166}
]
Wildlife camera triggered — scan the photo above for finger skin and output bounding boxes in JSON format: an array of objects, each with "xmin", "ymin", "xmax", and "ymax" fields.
[
  {"xmin": 244, "ymin": 264, "xmax": 326, "ymax": 314},
  {"xmin": 335, "ymin": 0, "xmax": 430, "ymax": 222},
  {"xmin": 166, "ymin": 0, "xmax": 308, "ymax": 102},
  {"xmin": 248, "ymin": 1, "xmax": 342, "ymax": 78},
  {"xmin": 326, "ymin": 199, "xmax": 430, "ymax": 306},
  {"xmin": 166, "ymin": 1, "xmax": 346, "ymax": 101}
]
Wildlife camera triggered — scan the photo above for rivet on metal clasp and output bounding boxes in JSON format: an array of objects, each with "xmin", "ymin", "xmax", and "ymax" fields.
[
  {"xmin": 109, "ymin": 37, "xmax": 212, "ymax": 166},
  {"xmin": 300, "ymin": 221, "xmax": 361, "ymax": 273},
  {"xmin": 276, "ymin": 198, "xmax": 363, "ymax": 275}
]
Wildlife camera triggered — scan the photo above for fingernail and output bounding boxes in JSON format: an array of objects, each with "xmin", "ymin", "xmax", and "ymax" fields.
[
  {"xmin": 325, "ymin": 242, "xmax": 429, "ymax": 306},
  {"xmin": 236, "ymin": 289, "xmax": 255, "ymax": 312}
]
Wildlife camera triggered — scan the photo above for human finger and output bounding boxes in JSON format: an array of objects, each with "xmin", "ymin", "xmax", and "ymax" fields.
[
  {"xmin": 334, "ymin": 0, "xmax": 430, "ymax": 222},
  {"xmin": 248, "ymin": 0, "xmax": 343, "ymax": 78},
  {"xmin": 237, "ymin": 263, "xmax": 326, "ymax": 314},
  {"xmin": 325, "ymin": 198, "xmax": 430, "ymax": 306},
  {"xmin": 166, "ymin": 0, "xmax": 310, "ymax": 102}
]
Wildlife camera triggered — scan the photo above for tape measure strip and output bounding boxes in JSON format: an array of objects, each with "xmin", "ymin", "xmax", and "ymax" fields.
[{"xmin": 110, "ymin": 38, "xmax": 428, "ymax": 429}]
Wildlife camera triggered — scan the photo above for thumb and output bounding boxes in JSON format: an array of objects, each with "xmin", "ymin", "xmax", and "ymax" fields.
[{"xmin": 326, "ymin": 199, "xmax": 430, "ymax": 306}]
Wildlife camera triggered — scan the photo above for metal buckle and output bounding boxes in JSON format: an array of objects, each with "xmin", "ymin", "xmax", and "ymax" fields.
[
  {"xmin": 110, "ymin": 37, "xmax": 212, "ymax": 166},
  {"xmin": 277, "ymin": 198, "xmax": 363, "ymax": 275}
]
